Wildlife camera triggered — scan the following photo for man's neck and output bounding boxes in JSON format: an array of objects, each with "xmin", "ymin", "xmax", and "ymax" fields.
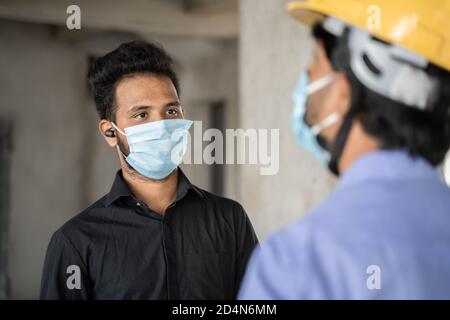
[
  {"xmin": 338, "ymin": 121, "xmax": 380, "ymax": 174},
  {"xmin": 122, "ymin": 167, "xmax": 179, "ymax": 215}
]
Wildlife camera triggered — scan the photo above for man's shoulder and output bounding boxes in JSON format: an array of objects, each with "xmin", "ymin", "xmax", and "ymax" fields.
[
  {"xmin": 264, "ymin": 217, "xmax": 312, "ymax": 251},
  {"xmin": 52, "ymin": 194, "xmax": 109, "ymax": 245},
  {"xmin": 259, "ymin": 208, "xmax": 342, "ymax": 267}
]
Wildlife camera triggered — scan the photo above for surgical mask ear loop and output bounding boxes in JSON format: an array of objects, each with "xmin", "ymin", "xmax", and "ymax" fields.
[
  {"xmin": 306, "ymin": 73, "xmax": 340, "ymax": 136},
  {"xmin": 110, "ymin": 122, "xmax": 129, "ymax": 159},
  {"xmin": 311, "ymin": 112, "xmax": 341, "ymax": 136},
  {"xmin": 305, "ymin": 73, "xmax": 336, "ymax": 95},
  {"xmin": 111, "ymin": 122, "xmax": 126, "ymax": 136}
]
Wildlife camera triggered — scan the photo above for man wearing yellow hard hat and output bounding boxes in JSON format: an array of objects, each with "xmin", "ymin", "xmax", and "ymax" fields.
[{"xmin": 239, "ymin": 0, "xmax": 450, "ymax": 299}]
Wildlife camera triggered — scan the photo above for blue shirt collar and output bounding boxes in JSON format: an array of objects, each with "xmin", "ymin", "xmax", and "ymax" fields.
[{"xmin": 337, "ymin": 149, "xmax": 441, "ymax": 189}]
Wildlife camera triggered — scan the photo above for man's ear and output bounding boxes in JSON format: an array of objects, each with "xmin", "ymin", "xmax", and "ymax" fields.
[
  {"xmin": 334, "ymin": 72, "xmax": 352, "ymax": 116},
  {"xmin": 99, "ymin": 119, "xmax": 117, "ymax": 147}
]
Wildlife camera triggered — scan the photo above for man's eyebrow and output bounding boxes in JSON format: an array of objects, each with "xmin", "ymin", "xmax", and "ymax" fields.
[
  {"xmin": 127, "ymin": 105, "xmax": 152, "ymax": 113},
  {"xmin": 164, "ymin": 101, "xmax": 181, "ymax": 108},
  {"xmin": 127, "ymin": 101, "xmax": 180, "ymax": 113}
]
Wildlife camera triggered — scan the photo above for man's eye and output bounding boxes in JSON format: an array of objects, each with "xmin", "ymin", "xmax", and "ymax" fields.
[
  {"xmin": 167, "ymin": 109, "xmax": 178, "ymax": 116},
  {"xmin": 135, "ymin": 112, "xmax": 147, "ymax": 119}
]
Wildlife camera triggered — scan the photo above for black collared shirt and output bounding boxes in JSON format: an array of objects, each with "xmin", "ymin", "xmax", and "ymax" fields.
[{"xmin": 40, "ymin": 169, "xmax": 258, "ymax": 300}]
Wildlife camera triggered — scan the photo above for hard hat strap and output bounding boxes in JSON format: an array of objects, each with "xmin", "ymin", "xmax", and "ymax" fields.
[{"xmin": 328, "ymin": 69, "xmax": 364, "ymax": 176}]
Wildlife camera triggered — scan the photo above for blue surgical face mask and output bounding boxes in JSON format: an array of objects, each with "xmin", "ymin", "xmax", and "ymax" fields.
[
  {"xmin": 290, "ymin": 70, "xmax": 340, "ymax": 164},
  {"xmin": 112, "ymin": 119, "xmax": 193, "ymax": 180}
]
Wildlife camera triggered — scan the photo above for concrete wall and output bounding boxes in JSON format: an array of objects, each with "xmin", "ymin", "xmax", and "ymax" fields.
[
  {"xmin": 0, "ymin": 19, "xmax": 90, "ymax": 299},
  {"xmin": 239, "ymin": 0, "xmax": 336, "ymax": 240}
]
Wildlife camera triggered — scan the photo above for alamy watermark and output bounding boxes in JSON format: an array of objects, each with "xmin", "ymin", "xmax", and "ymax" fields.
[
  {"xmin": 366, "ymin": 264, "xmax": 381, "ymax": 290},
  {"xmin": 66, "ymin": 5, "xmax": 81, "ymax": 30},
  {"xmin": 366, "ymin": 5, "xmax": 382, "ymax": 31},
  {"xmin": 172, "ymin": 121, "xmax": 280, "ymax": 176},
  {"xmin": 66, "ymin": 265, "xmax": 81, "ymax": 290}
]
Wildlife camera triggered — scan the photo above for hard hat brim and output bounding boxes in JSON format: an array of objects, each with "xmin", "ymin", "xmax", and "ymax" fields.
[
  {"xmin": 287, "ymin": 1, "xmax": 327, "ymax": 27},
  {"xmin": 287, "ymin": 0, "xmax": 450, "ymax": 72}
]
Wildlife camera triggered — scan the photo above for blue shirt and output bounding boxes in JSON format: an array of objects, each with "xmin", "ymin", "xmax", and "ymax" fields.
[{"xmin": 239, "ymin": 150, "xmax": 450, "ymax": 299}]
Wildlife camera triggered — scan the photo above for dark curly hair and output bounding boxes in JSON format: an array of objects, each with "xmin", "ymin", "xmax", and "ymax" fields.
[{"xmin": 88, "ymin": 40, "xmax": 180, "ymax": 120}]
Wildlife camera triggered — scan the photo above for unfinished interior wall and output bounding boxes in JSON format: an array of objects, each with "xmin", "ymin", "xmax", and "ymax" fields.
[{"xmin": 239, "ymin": 0, "xmax": 337, "ymax": 240}]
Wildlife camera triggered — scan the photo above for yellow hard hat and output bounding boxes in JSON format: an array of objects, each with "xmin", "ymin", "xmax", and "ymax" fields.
[{"xmin": 287, "ymin": 0, "xmax": 450, "ymax": 73}]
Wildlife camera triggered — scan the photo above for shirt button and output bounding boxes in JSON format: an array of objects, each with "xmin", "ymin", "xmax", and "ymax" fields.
[{"xmin": 136, "ymin": 202, "xmax": 141, "ymax": 207}]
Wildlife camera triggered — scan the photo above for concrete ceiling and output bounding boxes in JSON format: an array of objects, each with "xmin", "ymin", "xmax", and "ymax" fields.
[
  {"xmin": 169, "ymin": 0, "xmax": 236, "ymax": 12},
  {"xmin": 0, "ymin": 0, "xmax": 239, "ymax": 38}
]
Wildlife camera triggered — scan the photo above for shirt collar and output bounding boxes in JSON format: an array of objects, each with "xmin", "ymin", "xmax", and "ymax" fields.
[
  {"xmin": 337, "ymin": 149, "xmax": 440, "ymax": 190},
  {"xmin": 104, "ymin": 168, "xmax": 204, "ymax": 207},
  {"xmin": 176, "ymin": 168, "xmax": 205, "ymax": 201}
]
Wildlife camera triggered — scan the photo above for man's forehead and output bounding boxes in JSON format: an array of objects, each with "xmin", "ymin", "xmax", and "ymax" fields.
[{"xmin": 115, "ymin": 73, "xmax": 178, "ymax": 107}]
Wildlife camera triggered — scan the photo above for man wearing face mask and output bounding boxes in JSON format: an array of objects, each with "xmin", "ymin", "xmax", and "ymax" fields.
[
  {"xmin": 40, "ymin": 41, "xmax": 258, "ymax": 300},
  {"xmin": 239, "ymin": 0, "xmax": 450, "ymax": 299}
]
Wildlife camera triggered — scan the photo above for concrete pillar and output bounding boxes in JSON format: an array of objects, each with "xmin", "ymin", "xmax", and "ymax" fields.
[{"xmin": 239, "ymin": 0, "xmax": 336, "ymax": 240}]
